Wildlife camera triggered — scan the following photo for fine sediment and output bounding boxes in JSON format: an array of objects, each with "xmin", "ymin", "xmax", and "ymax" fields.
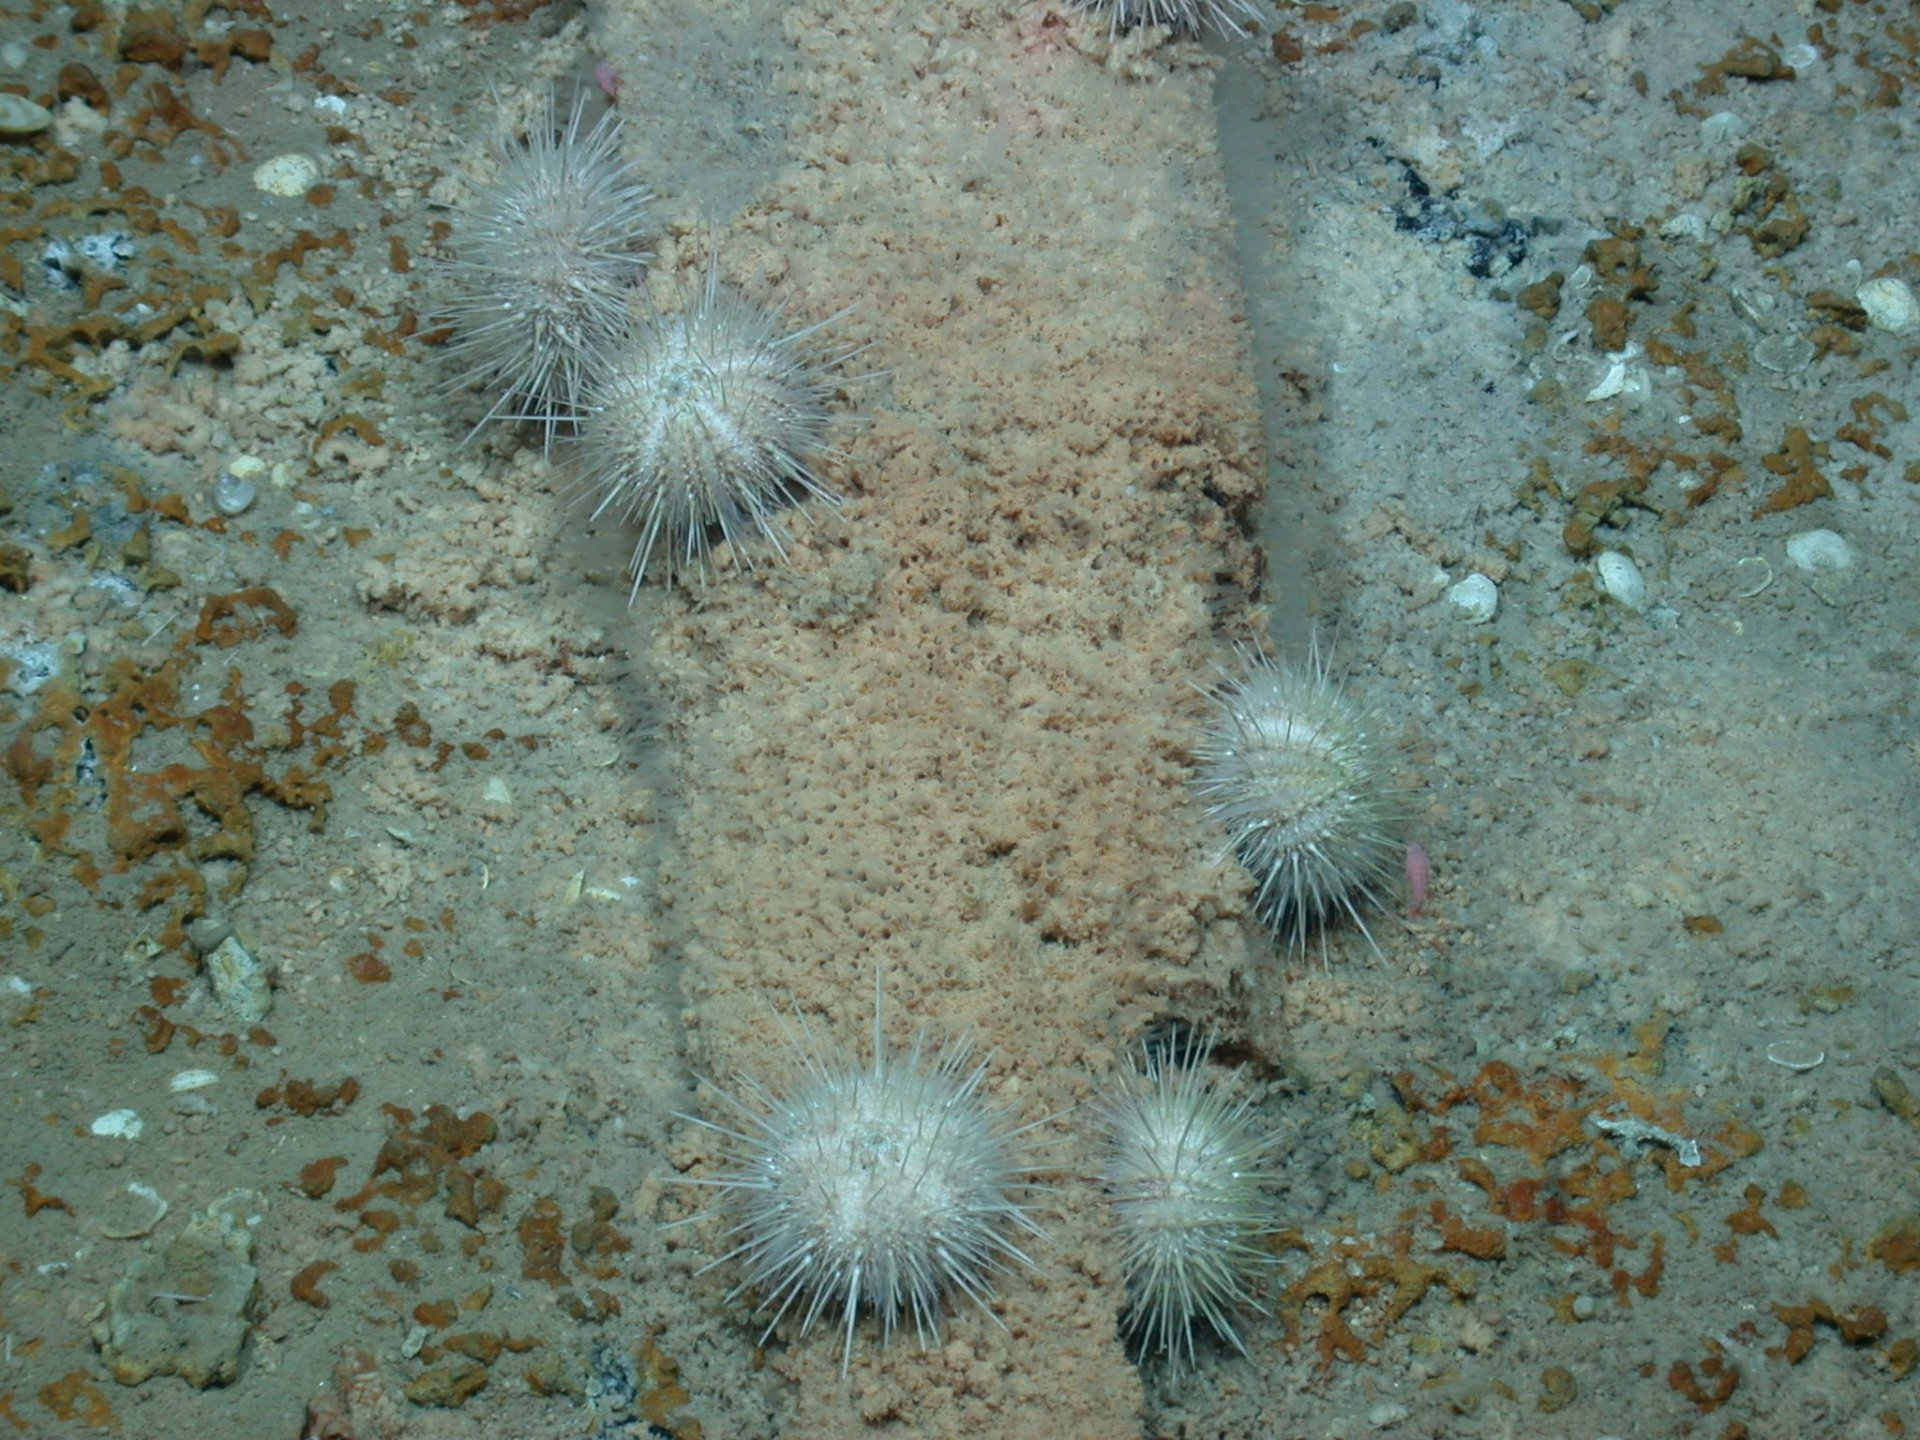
[{"xmin": 596, "ymin": 0, "xmax": 1268, "ymax": 1429}]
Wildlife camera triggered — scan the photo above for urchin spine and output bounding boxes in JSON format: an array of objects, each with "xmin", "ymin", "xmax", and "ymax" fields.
[
  {"xmin": 1097, "ymin": 1030, "xmax": 1280, "ymax": 1369},
  {"xmin": 1193, "ymin": 643, "xmax": 1399, "ymax": 958},
  {"xmin": 574, "ymin": 264, "xmax": 854, "ymax": 594},
  {"xmin": 436, "ymin": 93, "xmax": 652, "ymax": 450},
  {"xmin": 676, "ymin": 987, "xmax": 1043, "ymax": 1371}
]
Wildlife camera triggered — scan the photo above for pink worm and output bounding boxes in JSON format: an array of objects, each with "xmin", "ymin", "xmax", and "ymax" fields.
[{"xmin": 1405, "ymin": 841, "xmax": 1430, "ymax": 918}]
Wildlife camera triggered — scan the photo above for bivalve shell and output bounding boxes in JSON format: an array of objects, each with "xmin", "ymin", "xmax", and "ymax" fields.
[
  {"xmin": 1785, "ymin": 528, "xmax": 1853, "ymax": 574},
  {"xmin": 90, "ymin": 1109, "xmax": 143, "ymax": 1139},
  {"xmin": 0, "ymin": 93, "xmax": 51, "ymax": 135},
  {"xmin": 1857, "ymin": 277, "xmax": 1918, "ymax": 333},
  {"xmin": 1595, "ymin": 550, "xmax": 1647, "ymax": 611}
]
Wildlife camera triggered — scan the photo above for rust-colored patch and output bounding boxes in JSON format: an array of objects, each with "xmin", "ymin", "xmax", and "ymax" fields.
[
  {"xmin": 1280, "ymin": 1244, "xmax": 1473, "ymax": 1369},
  {"xmin": 194, "ymin": 585, "xmax": 297, "ymax": 646},
  {"xmin": 1753, "ymin": 426, "xmax": 1834, "ymax": 515},
  {"xmin": 518, "ymin": 1197, "xmax": 569, "ymax": 1287},
  {"xmin": 257, "ymin": 1075, "xmax": 360, "ymax": 1119},
  {"xmin": 1770, "ymin": 1298, "xmax": 1888, "ymax": 1363},
  {"xmin": 1668, "ymin": 1338, "xmax": 1739, "ymax": 1410},
  {"xmin": 37, "ymin": 1371, "xmax": 117, "ymax": 1429},
  {"xmin": 291, "ymin": 1260, "xmax": 339, "ymax": 1309},
  {"xmin": 296, "ymin": 1155, "xmax": 348, "ymax": 1199},
  {"xmin": 12, "ymin": 1162, "xmax": 74, "ymax": 1218}
]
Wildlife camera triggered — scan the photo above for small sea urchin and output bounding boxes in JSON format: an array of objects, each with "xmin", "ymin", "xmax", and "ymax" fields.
[
  {"xmin": 1193, "ymin": 643, "xmax": 1398, "ymax": 958},
  {"xmin": 677, "ymin": 987, "xmax": 1044, "ymax": 1371},
  {"xmin": 574, "ymin": 265, "xmax": 853, "ymax": 594},
  {"xmin": 1096, "ymin": 1030, "xmax": 1280, "ymax": 1369},
  {"xmin": 436, "ymin": 93, "xmax": 652, "ymax": 449}
]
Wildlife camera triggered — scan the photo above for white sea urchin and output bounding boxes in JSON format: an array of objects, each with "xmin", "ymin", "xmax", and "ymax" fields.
[
  {"xmin": 436, "ymin": 93, "xmax": 652, "ymax": 449},
  {"xmin": 677, "ymin": 987, "xmax": 1044, "ymax": 1372},
  {"xmin": 1193, "ymin": 643, "xmax": 1399, "ymax": 959},
  {"xmin": 1096, "ymin": 1029, "xmax": 1280, "ymax": 1369},
  {"xmin": 574, "ymin": 265, "xmax": 853, "ymax": 594},
  {"xmin": 1066, "ymin": 0, "xmax": 1259, "ymax": 39}
]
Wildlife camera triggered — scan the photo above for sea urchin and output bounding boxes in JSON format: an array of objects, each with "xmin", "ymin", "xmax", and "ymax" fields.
[
  {"xmin": 1096, "ymin": 1029, "xmax": 1280, "ymax": 1369},
  {"xmin": 574, "ymin": 265, "xmax": 853, "ymax": 594},
  {"xmin": 1065, "ymin": 0, "xmax": 1259, "ymax": 39},
  {"xmin": 1193, "ymin": 643, "xmax": 1399, "ymax": 958},
  {"xmin": 676, "ymin": 987, "xmax": 1044, "ymax": 1372},
  {"xmin": 435, "ymin": 93, "xmax": 652, "ymax": 449}
]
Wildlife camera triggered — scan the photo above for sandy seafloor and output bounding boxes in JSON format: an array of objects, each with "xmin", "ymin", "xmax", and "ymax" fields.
[{"xmin": 2, "ymin": 0, "xmax": 1919, "ymax": 1436}]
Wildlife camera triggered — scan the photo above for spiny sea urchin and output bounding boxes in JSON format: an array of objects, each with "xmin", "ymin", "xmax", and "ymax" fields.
[
  {"xmin": 1095, "ymin": 1029, "xmax": 1280, "ymax": 1369},
  {"xmin": 675, "ymin": 985, "xmax": 1045, "ymax": 1372},
  {"xmin": 1193, "ymin": 642, "xmax": 1399, "ymax": 959},
  {"xmin": 1065, "ymin": 0, "xmax": 1259, "ymax": 39},
  {"xmin": 574, "ymin": 264, "xmax": 854, "ymax": 594},
  {"xmin": 436, "ymin": 92, "xmax": 652, "ymax": 450}
]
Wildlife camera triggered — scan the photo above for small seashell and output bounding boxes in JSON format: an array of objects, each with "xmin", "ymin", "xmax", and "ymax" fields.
[
  {"xmin": 1785, "ymin": 528, "xmax": 1853, "ymax": 575},
  {"xmin": 0, "ymin": 92, "xmax": 51, "ymax": 136},
  {"xmin": 1729, "ymin": 556, "xmax": 1773, "ymax": 598},
  {"xmin": 1700, "ymin": 111, "xmax": 1744, "ymax": 146},
  {"xmin": 212, "ymin": 470, "xmax": 257, "ymax": 517},
  {"xmin": 170, "ymin": 1069, "xmax": 221, "ymax": 1093},
  {"xmin": 90, "ymin": 1108, "xmax": 143, "ymax": 1139},
  {"xmin": 1752, "ymin": 332, "xmax": 1814, "ymax": 373},
  {"xmin": 1594, "ymin": 551, "xmax": 1647, "ymax": 611},
  {"xmin": 1764, "ymin": 1041, "xmax": 1825, "ymax": 1071},
  {"xmin": 1856, "ymin": 276, "xmax": 1918, "ymax": 332}
]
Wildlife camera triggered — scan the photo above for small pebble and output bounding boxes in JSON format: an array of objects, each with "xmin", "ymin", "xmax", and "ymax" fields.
[
  {"xmin": 1446, "ymin": 573, "xmax": 1499, "ymax": 624},
  {"xmin": 252, "ymin": 152, "xmax": 320, "ymax": 197}
]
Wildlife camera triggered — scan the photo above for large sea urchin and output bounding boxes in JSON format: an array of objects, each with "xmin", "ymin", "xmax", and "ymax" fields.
[
  {"xmin": 677, "ymin": 987, "xmax": 1044, "ymax": 1371},
  {"xmin": 1193, "ymin": 643, "xmax": 1399, "ymax": 958},
  {"xmin": 436, "ymin": 93, "xmax": 652, "ymax": 449},
  {"xmin": 1066, "ymin": 0, "xmax": 1259, "ymax": 39},
  {"xmin": 574, "ymin": 264, "xmax": 853, "ymax": 594},
  {"xmin": 1096, "ymin": 1029, "xmax": 1280, "ymax": 1369}
]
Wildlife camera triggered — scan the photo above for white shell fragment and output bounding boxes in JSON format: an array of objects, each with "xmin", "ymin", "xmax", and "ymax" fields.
[
  {"xmin": 1857, "ymin": 276, "xmax": 1919, "ymax": 333},
  {"xmin": 90, "ymin": 1109, "xmax": 144, "ymax": 1139},
  {"xmin": 1446, "ymin": 573, "xmax": 1499, "ymax": 624},
  {"xmin": 1591, "ymin": 1111, "xmax": 1701, "ymax": 1168},
  {"xmin": 252, "ymin": 153, "xmax": 321, "ymax": 198},
  {"xmin": 1699, "ymin": 111, "xmax": 1744, "ymax": 146},
  {"xmin": 0, "ymin": 92, "xmax": 52, "ymax": 136},
  {"xmin": 1785, "ymin": 528, "xmax": 1853, "ymax": 575},
  {"xmin": 1764, "ymin": 1040, "xmax": 1826, "ymax": 1071},
  {"xmin": 1595, "ymin": 550, "xmax": 1647, "ymax": 611},
  {"xmin": 170, "ymin": 1069, "xmax": 221, "ymax": 1093},
  {"xmin": 1752, "ymin": 332, "xmax": 1814, "ymax": 374},
  {"xmin": 1585, "ymin": 344, "xmax": 1646, "ymax": 403},
  {"xmin": 205, "ymin": 935, "xmax": 274, "ymax": 1023},
  {"xmin": 97, "ymin": 1181, "xmax": 169, "ymax": 1240}
]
